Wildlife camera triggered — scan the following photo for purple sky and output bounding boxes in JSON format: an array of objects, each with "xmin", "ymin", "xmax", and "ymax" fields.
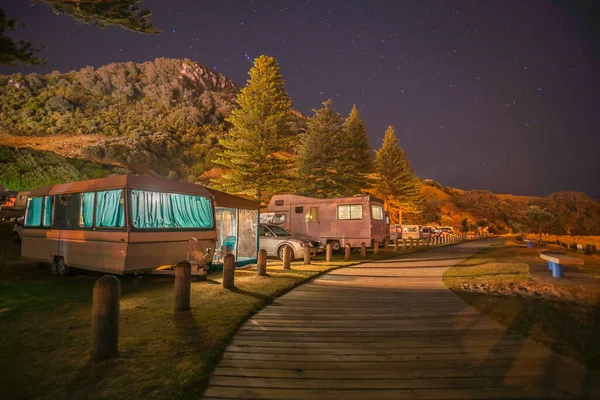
[{"xmin": 1, "ymin": 0, "xmax": 599, "ymax": 199}]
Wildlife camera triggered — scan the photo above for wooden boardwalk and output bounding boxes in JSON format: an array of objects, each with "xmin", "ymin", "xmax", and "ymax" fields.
[{"xmin": 204, "ymin": 239, "xmax": 600, "ymax": 399}]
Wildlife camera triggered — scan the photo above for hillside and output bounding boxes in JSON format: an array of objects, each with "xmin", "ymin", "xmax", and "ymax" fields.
[
  {"xmin": 408, "ymin": 179, "xmax": 600, "ymax": 236},
  {"xmin": 0, "ymin": 58, "xmax": 239, "ymax": 181}
]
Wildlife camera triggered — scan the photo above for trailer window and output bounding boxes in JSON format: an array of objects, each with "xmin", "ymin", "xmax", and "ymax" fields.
[
  {"xmin": 308, "ymin": 207, "xmax": 319, "ymax": 222},
  {"xmin": 295, "ymin": 206, "xmax": 303, "ymax": 214},
  {"xmin": 96, "ymin": 190, "xmax": 125, "ymax": 228},
  {"xmin": 371, "ymin": 205, "xmax": 383, "ymax": 220},
  {"xmin": 42, "ymin": 196, "xmax": 54, "ymax": 227},
  {"xmin": 131, "ymin": 190, "xmax": 213, "ymax": 229},
  {"xmin": 80, "ymin": 192, "xmax": 95, "ymax": 228},
  {"xmin": 24, "ymin": 197, "xmax": 42, "ymax": 226},
  {"xmin": 272, "ymin": 214, "xmax": 286, "ymax": 224},
  {"xmin": 337, "ymin": 204, "xmax": 363, "ymax": 220},
  {"xmin": 275, "ymin": 200, "xmax": 284, "ymax": 206}
]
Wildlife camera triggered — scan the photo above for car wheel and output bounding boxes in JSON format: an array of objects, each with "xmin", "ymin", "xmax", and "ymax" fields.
[
  {"xmin": 329, "ymin": 241, "xmax": 341, "ymax": 252},
  {"xmin": 12, "ymin": 232, "xmax": 21, "ymax": 243},
  {"xmin": 52, "ymin": 257, "xmax": 71, "ymax": 276},
  {"xmin": 278, "ymin": 245, "xmax": 294, "ymax": 261}
]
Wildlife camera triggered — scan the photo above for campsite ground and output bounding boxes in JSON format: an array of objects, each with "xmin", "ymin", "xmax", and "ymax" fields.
[
  {"xmin": 443, "ymin": 238, "xmax": 600, "ymax": 370},
  {"xmin": 0, "ymin": 224, "xmax": 420, "ymax": 400}
]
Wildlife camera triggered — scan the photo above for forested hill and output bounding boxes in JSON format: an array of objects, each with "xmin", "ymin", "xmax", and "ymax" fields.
[{"xmin": 0, "ymin": 58, "xmax": 241, "ymax": 182}]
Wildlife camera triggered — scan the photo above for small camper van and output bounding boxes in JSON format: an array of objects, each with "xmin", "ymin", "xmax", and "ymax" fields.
[
  {"xmin": 21, "ymin": 175, "xmax": 259, "ymax": 275},
  {"xmin": 266, "ymin": 194, "xmax": 387, "ymax": 250},
  {"xmin": 390, "ymin": 224, "xmax": 421, "ymax": 240}
]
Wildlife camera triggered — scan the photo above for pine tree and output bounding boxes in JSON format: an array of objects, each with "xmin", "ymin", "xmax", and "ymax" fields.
[
  {"xmin": 213, "ymin": 55, "xmax": 293, "ymax": 204},
  {"xmin": 337, "ymin": 105, "xmax": 373, "ymax": 194},
  {"xmin": 296, "ymin": 100, "xmax": 347, "ymax": 198},
  {"xmin": 369, "ymin": 125, "xmax": 424, "ymax": 223}
]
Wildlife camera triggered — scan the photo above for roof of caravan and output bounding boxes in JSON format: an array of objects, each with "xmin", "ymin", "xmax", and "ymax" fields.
[
  {"xmin": 205, "ymin": 187, "xmax": 260, "ymax": 210},
  {"xmin": 270, "ymin": 193, "xmax": 384, "ymax": 204},
  {"xmin": 28, "ymin": 175, "xmax": 214, "ymax": 197}
]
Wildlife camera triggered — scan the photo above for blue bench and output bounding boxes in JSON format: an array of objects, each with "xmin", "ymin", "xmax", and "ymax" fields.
[
  {"xmin": 539, "ymin": 252, "xmax": 583, "ymax": 278},
  {"xmin": 524, "ymin": 240, "xmax": 533, "ymax": 248}
]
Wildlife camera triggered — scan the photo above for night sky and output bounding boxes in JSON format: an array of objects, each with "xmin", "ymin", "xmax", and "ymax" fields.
[{"xmin": 1, "ymin": 0, "xmax": 599, "ymax": 199}]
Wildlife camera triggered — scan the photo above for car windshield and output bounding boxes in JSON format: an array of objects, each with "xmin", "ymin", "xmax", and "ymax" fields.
[{"xmin": 268, "ymin": 226, "xmax": 294, "ymax": 236}]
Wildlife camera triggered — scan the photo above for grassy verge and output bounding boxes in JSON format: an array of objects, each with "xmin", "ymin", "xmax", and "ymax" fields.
[
  {"xmin": 443, "ymin": 238, "xmax": 600, "ymax": 369},
  {"xmin": 0, "ymin": 225, "xmax": 427, "ymax": 400}
]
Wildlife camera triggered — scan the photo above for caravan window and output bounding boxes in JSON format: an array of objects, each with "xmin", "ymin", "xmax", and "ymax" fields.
[
  {"xmin": 308, "ymin": 207, "xmax": 319, "ymax": 222},
  {"xmin": 42, "ymin": 196, "xmax": 54, "ymax": 227},
  {"xmin": 95, "ymin": 190, "xmax": 125, "ymax": 228},
  {"xmin": 371, "ymin": 205, "xmax": 383, "ymax": 220},
  {"xmin": 80, "ymin": 192, "xmax": 95, "ymax": 228},
  {"xmin": 24, "ymin": 197, "xmax": 43, "ymax": 227},
  {"xmin": 272, "ymin": 214, "xmax": 286, "ymax": 224},
  {"xmin": 24, "ymin": 196, "xmax": 54, "ymax": 227},
  {"xmin": 337, "ymin": 204, "xmax": 363, "ymax": 220},
  {"xmin": 131, "ymin": 190, "xmax": 213, "ymax": 229},
  {"xmin": 275, "ymin": 200, "xmax": 284, "ymax": 206},
  {"xmin": 295, "ymin": 206, "xmax": 303, "ymax": 214}
]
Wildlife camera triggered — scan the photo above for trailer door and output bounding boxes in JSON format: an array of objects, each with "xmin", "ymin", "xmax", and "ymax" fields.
[{"xmin": 305, "ymin": 206, "xmax": 320, "ymax": 239}]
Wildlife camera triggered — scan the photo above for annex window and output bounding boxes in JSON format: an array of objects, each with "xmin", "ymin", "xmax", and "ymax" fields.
[
  {"xmin": 337, "ymin": 204, "xmax": 363, "ymax": 220},
  {"xmin": 95, "ymin": 190, "xmax": 125, "ymax": 228},
  {"xmin": 131, "ymin": 190, "xmax": 213, "ymax": 229},
  {"xmin": 275, "ymin": 200, "xmax": 284, "ymax": 206},
  {"xmin": 24, "ymin": 197, "xmax": 43, "ymax": 227},
  {"xmin": 371, "ymin": 205, "xmax": 383, "ymax": 220},
  {"xmin": 42, "ymin": 196, "xmax": 54, "ymax": 227},
  {"xmin": 295, "ymin": 206, "xmax": 304, "ymax": 214},
  {"xmin": 80, "ymin": 192, "xmax": 95, "ymax": 228}
]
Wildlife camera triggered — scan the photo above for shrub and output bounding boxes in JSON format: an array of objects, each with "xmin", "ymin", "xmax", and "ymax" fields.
[
  {"xmin": 515, "ymin": 235, "xmax": 523, "ymax": 242},
  {"xmin": 556, "ymin": 239, "xmax": 561, "ymax": 245},
  {"xmin": 592, "ymin": 245, "xmax": 597, "ymax": 254},
  {"xmin": 569, "ymin": 243, "xmax": 578, "ymax": 251},
  {"xmin": 560, "ymin": 242, "xmax": 568, "ymax": 248},
  {"xmin": 585, "ymin": 244, "xmax": 593, "ymax": 255}
]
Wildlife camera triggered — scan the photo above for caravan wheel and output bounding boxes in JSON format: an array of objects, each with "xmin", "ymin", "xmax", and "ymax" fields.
[{"xmin": 329, "ymin": 241, "xmax": 341, "ymax": 252}]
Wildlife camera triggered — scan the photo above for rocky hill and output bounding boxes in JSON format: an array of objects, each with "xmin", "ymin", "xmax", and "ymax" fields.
[{"xmin": 405, "ymin": 179, "xmax": 600, "ymax": 236}]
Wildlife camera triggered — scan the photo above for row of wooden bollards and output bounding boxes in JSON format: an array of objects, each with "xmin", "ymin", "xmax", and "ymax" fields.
[{"xmin": 90, "ymin": 233, "xmax": 471, "ymax": 362}]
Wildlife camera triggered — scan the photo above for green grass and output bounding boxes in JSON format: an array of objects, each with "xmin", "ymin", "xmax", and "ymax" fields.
[
  {"xmin": 0, "ymin": 224, "xmax": 427, "ymax": 400},
  {"xmin": 443, "ymin": 239, "xmax": 600, "ymax": 369}
]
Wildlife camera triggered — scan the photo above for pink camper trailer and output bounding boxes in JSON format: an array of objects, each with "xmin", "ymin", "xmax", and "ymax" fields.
[{"xmin": 265, "ymin": 194, "xmax": 387, "ymax": 251}]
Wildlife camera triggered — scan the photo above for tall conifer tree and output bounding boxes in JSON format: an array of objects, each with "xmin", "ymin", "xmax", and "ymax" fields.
[
  {"xmin": 213, "ymin": 55, "xmax": 293, "ymax": 204},
  {"xmin": 338, "ymin": 105, "xmax": 373, "ymax": 194},
  {"xmin": 370, "ymin": 125, "xmax": 424, "ymax": 223},
  {"xmin": 296, "ymin": 100, "xmax": 347, "ymax": 198}
]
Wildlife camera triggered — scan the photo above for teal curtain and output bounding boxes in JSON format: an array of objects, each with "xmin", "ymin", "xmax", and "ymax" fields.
[
  {"xmin": 25, "ymin": 197, "xmax": 42, "ymax": 226},
  {"xmin": 80, "ymin": 192, "xmax": 95, "ymax": 227},
  {"xmin": 42, "ymin": 196, "xmax": 54, "ymax": 227},
  {"xmin": 96, "ymin": 190, "xmax": 124, "ymax": 228},
  {"xmin": 131, "ymin": 190, "xmax": 213, "ymax": 229}
]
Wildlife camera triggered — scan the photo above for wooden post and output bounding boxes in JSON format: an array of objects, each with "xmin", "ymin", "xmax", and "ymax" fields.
[
  {"xmin": 325, "ymin": 243, "xmax": 332, "ymax": 262},
  {"xmin": 410, "ymin": 238, "xmax": 414, "ymax": 248},
  {"xmin": 257, "ymin": 249, "xmax": 267, "ymax": 276},
  {"xmin": 374, "ymin": 242, "xmax": 379, "ymax": 255},
  {"xmin": 403, "ymin": 239, "xmax": 407, "ymax": 250},
  {"xmin": 360, "ymin": 242, "xmax": 366, "ymax": 258},
  {"xmin": 282, "ymin": 246, "xmax": 291, "ymax": 269},
  {"xmin": 91, "ymin": 275, "xmax": 120, "ymax": 362},
  {"xmin": 223, "ymin": 254, "xmax": 235, "ymax": 289},
  {"xmin": 393, "ymin": 239, "xmax": 398, "ymax": 251},
  {"xmin": 344, "ymin": 243, "xmax": 351, "ymax": 261},
  {"xmin": 384, "ymin": 241, "xmax": 389, "ymax": 253},
  {"xmin": 174, "ymin": 261, "xmax": 191, "ymax": 312},
  {"xmin": 304, "ymin": 245, "xmax": 311, "ymax": 265}
]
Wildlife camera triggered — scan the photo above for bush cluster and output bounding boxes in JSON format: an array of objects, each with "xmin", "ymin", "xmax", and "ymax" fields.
[{"xmin": 515, "ymin": 235, "xmax": 523, "ymax": 242}]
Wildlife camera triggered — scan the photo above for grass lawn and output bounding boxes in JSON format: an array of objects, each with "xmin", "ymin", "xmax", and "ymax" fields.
[
  {"xmin": 443, "ymin": 238, "xmax": 600, "ymax": 369},
  {"xmin": 0, "ymin": 225, "xmax": 426, "ymax": 400}
]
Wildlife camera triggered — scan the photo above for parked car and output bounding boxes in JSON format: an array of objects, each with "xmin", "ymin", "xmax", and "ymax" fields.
[
  {"xmin": 12, "ymin": 217, "xmax": 23, "ymax": 243},
  {"xmin": 439, "ymin": 227, "xmax": 454, "ymax": 236},
  {"xmin": 259, "ymin": 224, "xmax": 322, "ymax": 260}
]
